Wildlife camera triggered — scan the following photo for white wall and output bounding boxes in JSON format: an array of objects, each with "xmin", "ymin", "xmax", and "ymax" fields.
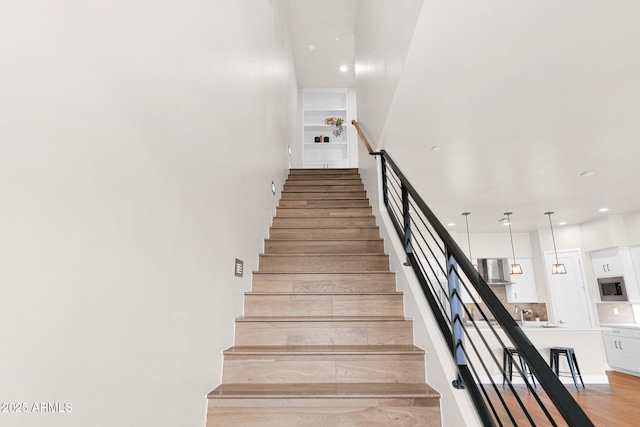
[
  {"xmin": 0, "ymin": 1, "xmax": 297, "ymax": 426},
  {"xmin": 354, "ymin": 0, "xmax": 424, "ymax": 146},
  {"xmin": 452, "ymin": 231, "xmax": 533, "ymax": 259}
]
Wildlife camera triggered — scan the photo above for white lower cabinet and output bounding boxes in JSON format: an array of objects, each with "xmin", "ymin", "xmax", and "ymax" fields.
[{"xmin": 602, "ymin": 327, "xmax": 640, "ymax": 372}]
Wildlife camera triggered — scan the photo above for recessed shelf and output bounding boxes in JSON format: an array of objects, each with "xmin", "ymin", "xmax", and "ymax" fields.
[
  {"xmin": 304, "ymin": 124, "xmax": 342, "ymax": 127},
  {"xmin": 304, "ymin": 108, "xmax": 347, "ymax": 112}
]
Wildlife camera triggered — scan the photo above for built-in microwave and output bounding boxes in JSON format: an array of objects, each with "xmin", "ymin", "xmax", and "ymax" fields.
[{"xmin": 597, "ymin": 276, "xmax": 628, "ymax": 301}]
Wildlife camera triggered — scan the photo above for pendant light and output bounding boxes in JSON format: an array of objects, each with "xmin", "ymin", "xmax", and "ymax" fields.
[
  {"xmin": 462, "ymin": 212, "xmax": 475, "ymax": 267},
  {"xmin": 545, "ymin": 211, "xmax": 567, "ymax": 274},
  {"xmin": 504, "ymin": 212, "xmax": 523, "ymax": 275}
]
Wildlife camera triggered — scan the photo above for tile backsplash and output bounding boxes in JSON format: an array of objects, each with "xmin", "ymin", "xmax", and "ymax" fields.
[
  {"xmin": 597, "ymin": 303, "xmax": 635, "ymax": 324},
  {"xmin": 464, "ymin": 285, "xmax": 548, "ymax": 322}
]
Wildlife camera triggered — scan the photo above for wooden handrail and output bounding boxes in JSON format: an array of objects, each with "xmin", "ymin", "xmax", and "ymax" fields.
[{"xmin": 351, "ymin": 120, "xmax": 375, "ymax": 154}]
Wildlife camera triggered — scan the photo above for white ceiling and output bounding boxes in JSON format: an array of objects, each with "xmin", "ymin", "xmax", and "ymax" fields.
[
  {"xmin": 284, "ymin": 0, "xmax": 357, "ymax": 88},
  {"xmin": 285, "ymin": 1, "xmax": 640, "ymax": 234}
]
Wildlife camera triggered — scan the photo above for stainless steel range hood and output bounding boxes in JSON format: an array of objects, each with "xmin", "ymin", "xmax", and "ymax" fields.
[{"xmin": 477, "ymin": 258, "xmax": 513, "ymax": 285}]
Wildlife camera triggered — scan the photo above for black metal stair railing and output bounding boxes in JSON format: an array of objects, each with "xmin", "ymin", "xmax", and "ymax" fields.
[{"xmin": 351, "ymin": 119, "xmax": 593, "ymax": 426}]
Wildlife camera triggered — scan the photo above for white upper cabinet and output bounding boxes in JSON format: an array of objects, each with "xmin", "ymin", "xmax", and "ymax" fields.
[
  {"xmin": 591, "ymin": 247, "xmax": 625, "ymax": 277},
  {"xmin": 506, "ymin": 258, "xmax": 538, "ymax": 303}
]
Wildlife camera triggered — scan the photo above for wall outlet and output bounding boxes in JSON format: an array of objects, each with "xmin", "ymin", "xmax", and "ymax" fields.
[{"xmin": 613, "ymin": 307, "xmax": 619, "ymax": 315}]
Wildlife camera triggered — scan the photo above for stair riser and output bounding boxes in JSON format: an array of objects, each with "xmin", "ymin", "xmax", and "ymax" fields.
[
  {"xmin": 276, "ymin": 207, "xmax": 372, "ymax": 217},
  {"xmin": 251, "ymin": 273, "xmax": 397, "ymax": 293},
  {"xmin": 222, "ymin": 355, "xmax": 425, "ymax": 384},
  {"xmin": 234, "ymin": 321, "xmax": 414, "ymax": 346},
  {"xmin": 279, "ymin": 199, "xmax": 369, "ymax": 208},
  {"xmin": 284, "ymin": 179, "xmax": 363, "ymax": 186},
  {"xmin": 264, "ymin": 240, "xmax": 384, "ymax": 255},
  {"xmin": 272, "ymin": 216, "xmax": 376, "ymax": 227},
  {"xmin": 289, "ymin": 169, "xmax": 359, "ymax": 176},
  {"xmin": 207, "ymin": 405, "xmax": 441, "ymax": 427},
  {"xmin": 258, "ymin": 255, "xmax": 389, "ymax": 273},
  {"xmin": 269, "ymin": 227, "xmax": 380, "ymax": 240},
  {"xmin": 281, "ymin": 191, "xmax": 367, "ymax": 199},
  {"xmin": 244, "ymin": 294, "xmax": 404, "ymax": 316},
  {"xmin": 283, "ymin": 185, "xmax": 365, "ymax": 192}
]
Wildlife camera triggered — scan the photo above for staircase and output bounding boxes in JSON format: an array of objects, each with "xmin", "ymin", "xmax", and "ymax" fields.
[{"xmin": 207, "ymin": 168, "xmax": 441, "ymax": 426}]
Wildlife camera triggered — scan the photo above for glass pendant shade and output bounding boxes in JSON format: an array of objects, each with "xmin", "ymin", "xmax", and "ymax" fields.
[
  {"xmin": 552, "ymin": 263, "xmax": 567, "ymax": 274},
  {"xmin": 545, "ymin": 211, "xmax": 567, "ymax": 274},
  {"xmin": 505, "ymin": 212, "xmax": 523, "ymax": 275},
  {"xmin": 510, "ymin": 263, "xmax": 523, "ymax": 275}
]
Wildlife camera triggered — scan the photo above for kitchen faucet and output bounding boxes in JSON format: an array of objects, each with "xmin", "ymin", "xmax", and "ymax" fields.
[{"xmin": 513, "ymin": 305, "xmax": 529, "ymax": 327}]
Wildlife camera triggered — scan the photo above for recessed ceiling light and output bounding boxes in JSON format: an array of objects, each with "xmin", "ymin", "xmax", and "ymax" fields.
[
  {"xmin": 431, "ymin": 146, "xmax": 441, "ymax": 151},
  {"xmin": 334, "ymin": 37, "xmax": 341, "ymax": 41},
  {"xmin": 339, "ymin": 65, "xmax": 348, "ymax": 72},
  {"xmin": 580, "ymin": 171, "xmax": 595, "ymax": 178},
  {"xmin": 307, "ymin": 44, "xmax": 316, "ymax": 51},
  {"xmin": 559, "ymin": 221, "xmax": 568, "ymax": 225},
  {"xmin": 599, "ymin": 207, "xmax": 609, "ymax": 212},
  {"xmin": 448, "ymin": 223, "xmax": 455, "ymax": 227}
]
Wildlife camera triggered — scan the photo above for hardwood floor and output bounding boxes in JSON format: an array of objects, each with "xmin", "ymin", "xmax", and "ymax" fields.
[{"xmin": 485, "ymin": 371, "xmax": 640, "ymax": 426}]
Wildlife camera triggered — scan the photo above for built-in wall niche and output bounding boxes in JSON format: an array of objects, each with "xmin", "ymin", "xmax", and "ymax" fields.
[{"xmin": 302, "ymin": 88, "xmax": 349, "ymax": 168}]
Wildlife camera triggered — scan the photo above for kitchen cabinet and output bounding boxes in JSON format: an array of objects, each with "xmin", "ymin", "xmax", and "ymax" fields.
[
  {"xmin": 591, "ymin": 247, "xmax": 625, "ymax": 277},
  {"xmin": 506, "ymin": 259, "xmax": 538, "ymax": 303},
  {"xmin": 602, "ymin": 327, "xmax": 640, "ymax": 373},
  {"xmin": 591, "ymin": 247, "xmax": 640, "ymax": 301},
  {"xmin": 302, "ymin": 89, "xmax": 350, "ymax": 168}
]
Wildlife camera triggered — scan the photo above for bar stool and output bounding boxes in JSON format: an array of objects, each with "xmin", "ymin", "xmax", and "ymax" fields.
[
  {"xmin": 502, "ymin": 347, "xmax": 536, "ymax": 386},
  {"xmin": 549, "ymin": 346, "xmax": 585, "ymax": 391}
]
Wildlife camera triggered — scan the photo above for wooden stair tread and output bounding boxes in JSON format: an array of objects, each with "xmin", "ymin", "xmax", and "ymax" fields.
[
  {"xmin": 280, "ymin": 197, "xmax": 371, "ymax": 201},
  {"xmin": 252, "ymin": 271, "xmax": 393, "ymax": 275},
  {"xmin": 289, "ymin": 168, "xmax": 359, "ymax": 172},
  {"xmin": 223, "ymin": 345, "xmax": 424, "ymax": 355},
  {"xmin": 282, "ymin": 189, "xmax": 365, "ymax": 192},
  {"xmin": 246, "ymin": 292, "xmax": 401, "ymax": 296},
  {"xmin": 209, "ymin": 383, "xmax": 439, "ymax": 399},
  {"xmin": 285, "ymin": 181, "xmax": 364, "ymax": 185},
  {"xmin": 259, "ymin": 253, "xmax": 387, "ymax": 257},
  {"xmin": 269, "ymin": 225, "xmax": 378, "ymax": 229},
  {"xmin": 252, "ymin": 270, "xmax": 395, "ymax": 276},
  {"xmin": 236, "ymin": 316, "xmax": 407, "ymax": 322},
  {"xmin": 272, "ymin": 214, "xmax": 376, "ymax": 217},
  {"xmin": 276, "ymin": 213, "xmax": 372, "ymax": 217},
  {"xmin": 265, "ymin": 238, "xmax": 383, "ymax": 242}
]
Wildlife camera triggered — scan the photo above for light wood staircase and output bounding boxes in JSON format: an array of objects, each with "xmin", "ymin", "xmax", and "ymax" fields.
[{"xmin": 207, "ymin": 168, "xmax": 441, "ymax": 426}]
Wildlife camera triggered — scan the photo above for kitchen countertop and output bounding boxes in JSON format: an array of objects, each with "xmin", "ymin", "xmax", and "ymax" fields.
[
  {"xmin": 469, "ymin": 320, "xmax": 605, "ymax": 333},
  {"xmin": 600, "ymin": 323, "xmax": 640, "ymax": 329}
]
